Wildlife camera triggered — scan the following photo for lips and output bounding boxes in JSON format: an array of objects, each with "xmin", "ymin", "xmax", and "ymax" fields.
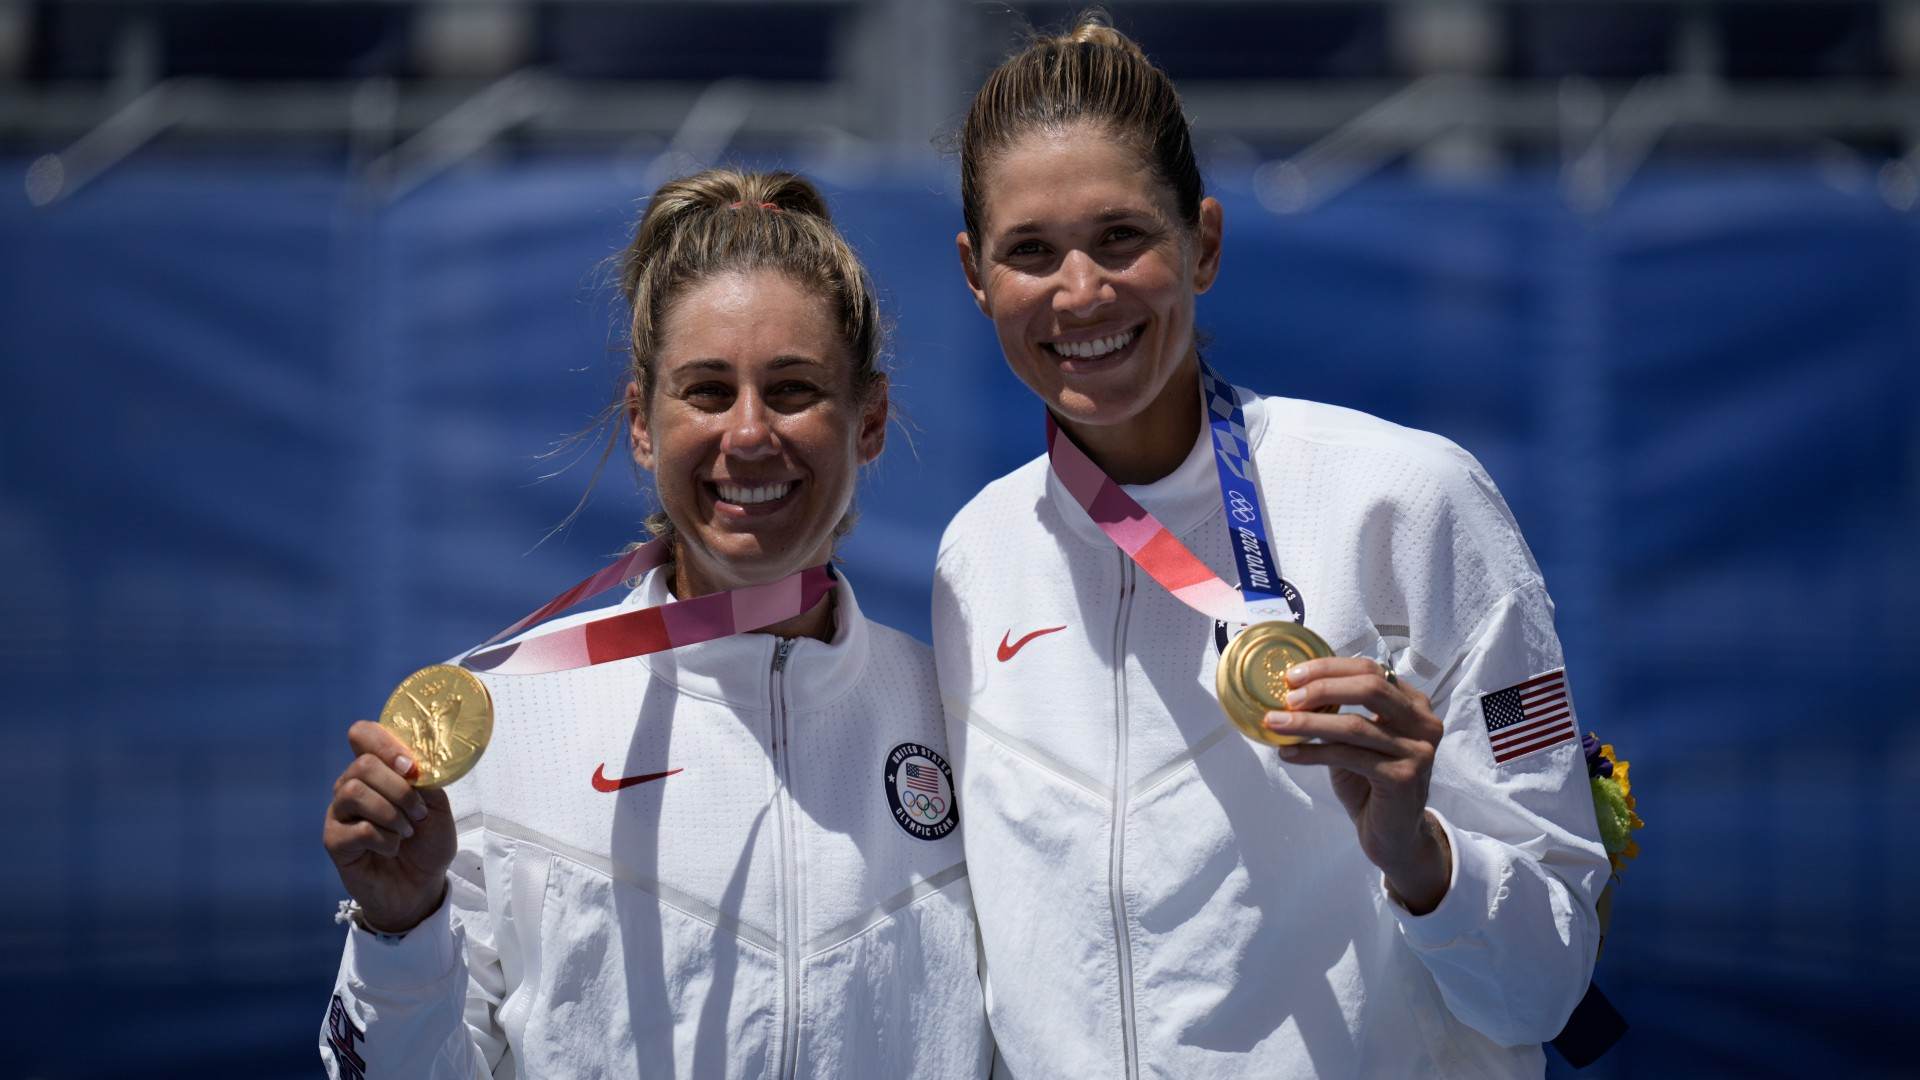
[
  {"xmin": 1043, "ymin": 323, "xmax": 1145, "ymax": 373},
  {"xmin": 1046, "ymin": 327, "xmax": 1137, "ymax": 359},
  {"xmin": 706, "ymin": 478, "xmax": 800, "ymax": 517},
  {"xmin": 713, "ymin": 480, "xmax": 794, "ymax": 505}
]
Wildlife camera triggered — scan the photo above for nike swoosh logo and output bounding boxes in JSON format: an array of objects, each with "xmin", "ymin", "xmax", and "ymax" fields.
[
  {"xmin": 592, "ymin": 764, "xmax": 683, "ymax": 792},
  {"xmin": 998, "ymin": 625, "xmax": 1067, "ymax": 662}
]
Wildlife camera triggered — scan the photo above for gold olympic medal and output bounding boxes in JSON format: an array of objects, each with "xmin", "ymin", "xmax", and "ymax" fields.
[
  {"xmin": 1216, "ymin": 621, "xmax": 1336, "ymax": 747},
  {"xmin": 378, "ymin": 664, "xmax": 493, "ymax": 789}
]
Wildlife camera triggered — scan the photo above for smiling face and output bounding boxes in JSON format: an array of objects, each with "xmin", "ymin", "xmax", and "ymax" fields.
[
  {"xmin": 630, "ymin": 269, "xmax": 886, "ymax": 595},
  {"xmin": 959, "ymin": 121, "xmax": 1222, "ymax": 433}
]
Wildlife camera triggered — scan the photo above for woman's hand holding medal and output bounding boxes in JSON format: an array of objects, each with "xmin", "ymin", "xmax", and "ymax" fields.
[
  {"xmin": 1041, "ymin": 360, "xmax": 1454, "ymax": 913},
  {"xmin": 321, "ymin": 213, "xmax": 889, "ymax": 937},
  {"xmin": 322, "ymin": 720, "xmax": 456, "ymax": 934},
  {"xmin": 1267, "ymin": 658, "xmax": 1452, "ymax": 915}
]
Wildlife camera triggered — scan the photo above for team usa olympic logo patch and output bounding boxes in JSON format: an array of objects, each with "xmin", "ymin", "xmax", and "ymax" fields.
[{"xmin": 884, "ymin": 742, "xmax": 958, "ymax": 841}]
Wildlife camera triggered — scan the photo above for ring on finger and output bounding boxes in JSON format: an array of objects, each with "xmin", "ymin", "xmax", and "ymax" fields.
[{"xmin": 1378, "ymin": 660, "xmax": 1400, "ymax": 688}]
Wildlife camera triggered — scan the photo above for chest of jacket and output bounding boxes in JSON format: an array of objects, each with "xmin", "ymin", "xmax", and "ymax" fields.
[
  {"xmin": 957, "ymin": 507, "xmax": 1392, "ymax": 788},
  {"xmin": 460, "ymin": 649, "xmax": 964, "ymax": 960}
]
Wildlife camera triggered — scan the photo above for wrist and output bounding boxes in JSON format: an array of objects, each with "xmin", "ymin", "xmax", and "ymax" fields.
[
  {"xmin": 1381, "ymin": 813, "xmax": 1451, "ymax": 915},
  {"xmin": 356, "ymin": 881, "xmax": 448, "ymax": 936}
]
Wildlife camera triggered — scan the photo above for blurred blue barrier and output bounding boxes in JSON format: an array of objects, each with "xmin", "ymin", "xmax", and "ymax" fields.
[{"xmin": 1, "ymin": 156, "xmax": 1914, "ymax": 1077}]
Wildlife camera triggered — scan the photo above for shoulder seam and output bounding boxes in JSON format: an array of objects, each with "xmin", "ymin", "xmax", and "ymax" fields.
[{"xmin": 1429, "ymin": 579, "xmax": 1550, "ymax": 706}]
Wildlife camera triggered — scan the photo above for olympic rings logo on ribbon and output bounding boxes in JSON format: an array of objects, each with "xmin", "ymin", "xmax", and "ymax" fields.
[{"xmin": 1228, "ymin": 489, "xmax": 1258, "ymax": 524}]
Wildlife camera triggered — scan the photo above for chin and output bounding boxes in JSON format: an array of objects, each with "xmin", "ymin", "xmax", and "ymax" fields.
[
  {"xmin": 691, "ymin": 526, "xmax": 831, "ymax": 589},
  {"xmin": 1046, "ymin": 373, "xmax": 1164, "ymax": 429},
  {"xmin": 1022, "ymin": 341, "xmax": 1175, "ymax": 428},
  {"xmin": 704, "ymin": 544, "xmax": 789, "ymax": 585}
]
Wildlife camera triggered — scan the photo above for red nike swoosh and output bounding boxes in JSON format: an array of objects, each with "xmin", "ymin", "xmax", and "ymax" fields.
[
  {"xmin": 998, "ymin": 625, "xmax": 1067, "ymax": 662},
  {"xmin": 592, "ymin": 764, "xmax": 683, "ymax": 792}
]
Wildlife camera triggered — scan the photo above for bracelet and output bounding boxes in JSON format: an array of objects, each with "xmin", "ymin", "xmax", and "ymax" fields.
[{"xmin": 335, "ymin": 899, "xmax": 411, "ymax": 943}]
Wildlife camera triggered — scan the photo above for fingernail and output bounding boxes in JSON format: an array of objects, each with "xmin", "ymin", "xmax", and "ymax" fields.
[
  {"xmin": 398, "ymin": 819, "xmax": 415, "ymax": 838},
  {"xmin": 395, "ymin": 756, "xmax": 415, "ymax": 778},
  {"xmin": 1265, "ymin": 711, "xmax": 1297, "ymax": 730},
  {"xmin": 1284, "ymin": 663, "xmax": 1304, "ymax": 687},
  {"xmin": 1278, "ymin": 746, "xmax": 1301, "ymax": 760},
  {"xmin": 407, "ymin": 801, "xmax": 428, "ymax": 822},
  {"xmin": 1284, "ymin": 689, "xmax": 1305, "ymax": 708}
]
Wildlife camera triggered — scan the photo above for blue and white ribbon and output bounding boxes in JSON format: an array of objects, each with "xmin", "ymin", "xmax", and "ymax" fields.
[{"xmin": 1200, "ymin": 358, "xmax": 1304, "ymax": 625}]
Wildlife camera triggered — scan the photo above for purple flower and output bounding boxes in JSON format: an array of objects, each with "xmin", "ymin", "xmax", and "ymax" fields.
[{"xmin": 1582, "ymin": 733, "xmax": 1613, "ymax": 778}]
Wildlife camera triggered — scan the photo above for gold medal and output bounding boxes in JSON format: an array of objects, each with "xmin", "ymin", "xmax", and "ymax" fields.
[
  {"xmin": 1216, "ymin": 621, "xmax": 1336, "ymax": 747},
  {"xmin": 378, "ymin": 664, "xmax": 493, "ymax": 789}
]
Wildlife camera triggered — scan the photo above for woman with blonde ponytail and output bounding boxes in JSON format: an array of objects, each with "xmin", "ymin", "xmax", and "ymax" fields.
[
  {"xmin": 934, "ymin": 12, "xmax": 1609, "ymax": 1077},
  {"xmin": 319, "ymin": 168, "xmax": 990, "ymax": 1078}
]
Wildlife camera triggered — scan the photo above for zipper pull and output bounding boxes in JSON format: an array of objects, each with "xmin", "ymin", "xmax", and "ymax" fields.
[{"xmin": 772, "ymin": 637, "xmax": 794, "ymax": 672}]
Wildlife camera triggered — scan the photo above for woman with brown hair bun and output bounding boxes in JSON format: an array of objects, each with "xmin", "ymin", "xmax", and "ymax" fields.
[
  {"xmin": 933, "ymin": 13, "xmax": 1609, "ymax": 1077},
  {"xmin": 319, "ymin": 168, "xmax": 990, "ymax": 1078}
]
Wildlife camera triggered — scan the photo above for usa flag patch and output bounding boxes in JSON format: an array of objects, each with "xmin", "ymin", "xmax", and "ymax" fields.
[{"xmin": 1480, "ymin": 669, "xmax": 1577, "ymax": 764}]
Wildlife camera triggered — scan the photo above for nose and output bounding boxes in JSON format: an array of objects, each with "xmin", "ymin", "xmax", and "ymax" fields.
[
  {"xmin": 721, "ymin": 389, "xmax": 779, "ymax": 460},
  {"xmin": 1053, "ymin": 248, "xmax": 1114, "ymax": 319}
]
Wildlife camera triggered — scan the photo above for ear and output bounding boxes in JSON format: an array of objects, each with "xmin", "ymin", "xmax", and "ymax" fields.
[
  {"xmin": 856, "ymin": 373, "xmax": 889, "ymax": 466},
  {"xmin": 1192, "ymin": 196, "xmax": 1224, "ymax": 295},
  {"xmin": 956, "ymin": 230, "xmax": 990, "ymax": 316},
  {"xmin": 626, "ymin": 379, "xmax": 656, "ymax": 471}
]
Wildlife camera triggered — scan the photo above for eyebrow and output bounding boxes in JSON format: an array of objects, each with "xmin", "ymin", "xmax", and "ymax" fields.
[
  {"xmin": 668, "ymin": 355, "xmax": 828, "ymax": 374},
  {"xmin": 1001, "ymin": 208, "xmax": 1149, "ymax": 236}
]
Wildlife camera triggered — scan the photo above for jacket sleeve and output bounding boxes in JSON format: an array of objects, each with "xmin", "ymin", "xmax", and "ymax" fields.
[
  {"xmin": 319, "ymin": 827, "xmax": 509, "ymax": 1078},
  {"xmin": 1388, "ymin": 581, "xmax": 1610, "ymax": 1047}
]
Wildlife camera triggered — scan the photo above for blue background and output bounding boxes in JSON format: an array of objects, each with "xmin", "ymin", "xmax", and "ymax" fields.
[{"xmin": 2, "ymin": 156, "xmax": 1915, "ymax": 1076}]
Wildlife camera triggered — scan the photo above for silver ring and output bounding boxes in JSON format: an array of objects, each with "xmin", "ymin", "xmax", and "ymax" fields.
[{"xmin": 1379, "ymin": 661, "xmax": 1400, "ymax": 688}]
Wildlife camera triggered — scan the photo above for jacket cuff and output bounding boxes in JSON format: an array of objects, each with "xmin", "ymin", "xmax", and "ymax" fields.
[
  {"xmin": 342, "ymin": 883, "xmax": 460, "ymax": 990},
  {"xmin": 1386, "ymin": 808, "xmax": 1495, "ymax": 948}
]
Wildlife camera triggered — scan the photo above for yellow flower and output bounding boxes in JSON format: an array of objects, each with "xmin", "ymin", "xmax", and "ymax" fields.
[{"xmin": 1596, "ymin": 742, "xmax": 1645, "ymax": 873}]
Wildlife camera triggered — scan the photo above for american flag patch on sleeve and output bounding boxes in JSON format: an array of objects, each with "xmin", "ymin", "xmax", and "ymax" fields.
[{"xmin": 1480, "ymin": 669, "xmax": 1577, "ymax": 764}]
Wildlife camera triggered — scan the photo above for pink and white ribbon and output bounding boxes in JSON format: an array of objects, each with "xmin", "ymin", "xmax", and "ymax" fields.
[
  {"xmin": 1046, "ymin": 413, "xmax": 1251, "ymax": 625},
  {"xmin": 459, "ymin": 537, "xmax": 835, "ymax": 676}
]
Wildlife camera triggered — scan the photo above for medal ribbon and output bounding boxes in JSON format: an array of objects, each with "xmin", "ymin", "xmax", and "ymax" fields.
[
  {"xmin": 1046, "ymin": 359, "xmax": 1296, "ymax": 626},
  {"xmin": 459, "ymin": 536, "xmax": 835, "ymax": 676},
  {"xmin": 1197, "ymin": 360, "xmax": 1295, "ymax": 622}
]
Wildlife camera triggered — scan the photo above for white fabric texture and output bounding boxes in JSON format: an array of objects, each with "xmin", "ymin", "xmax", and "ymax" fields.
[
  {"xmin": 321, "ymin": 568, "xmax": 991, "ymax": 1079},
  {"xmin": 932, "ymin": 389, "xmax": 1609, "ymax": 1079}
]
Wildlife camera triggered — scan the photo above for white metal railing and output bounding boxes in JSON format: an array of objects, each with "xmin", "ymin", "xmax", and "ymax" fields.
[{"xmin": 9, "ymin": 0, "xmax": 1918, "ymax": 210}]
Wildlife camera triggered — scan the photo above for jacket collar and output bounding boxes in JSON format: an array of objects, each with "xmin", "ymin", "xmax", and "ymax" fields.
[
  {"xmin": 1047, "ymin": 384, "xmax": 1272, "ymax": 546},
  {"xmin": 629, "ymin": 562, "xmax": 871, "ymax": 711}
]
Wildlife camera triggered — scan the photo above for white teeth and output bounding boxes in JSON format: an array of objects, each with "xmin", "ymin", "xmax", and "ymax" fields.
[
  {"xmin": 1051, "ymin": 330, "xmax": 1135, "ymax": 359},
  {"xmin": 715, "ymin": 481, "xmax": 794, "ymax": 505}
]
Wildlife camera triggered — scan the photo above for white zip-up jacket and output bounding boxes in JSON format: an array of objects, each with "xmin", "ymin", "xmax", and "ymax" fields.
[
  {"xmin": 322, "ymin": 568, "xmax": 991, "ymax": 1079},
  {"xmin": 932, "ymin": 389, "xmax": 1609, "ymax": 1078}
]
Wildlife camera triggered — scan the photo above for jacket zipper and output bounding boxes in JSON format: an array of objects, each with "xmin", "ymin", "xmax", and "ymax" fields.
[
  {"xmin": 770, "ymin": 637, "xmax": 801, "ymax": 1080},
  {"xmin": 1109, "ymin": 554, "xmax": 1140, "ymax": 1080}
]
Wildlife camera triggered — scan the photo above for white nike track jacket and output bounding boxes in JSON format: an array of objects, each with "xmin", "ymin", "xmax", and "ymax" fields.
[
  {"xmin": 932, "ymin": 389, "xmax": 1610, "ymax": 1079},
  {"xmin": 322, "ymin": 568, "xmax": 991, "ymax": 1079}
]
